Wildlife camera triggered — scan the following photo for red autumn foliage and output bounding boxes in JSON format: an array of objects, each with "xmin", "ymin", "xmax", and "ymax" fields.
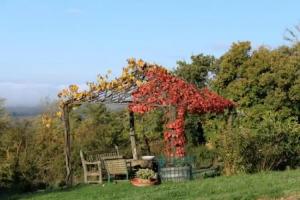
[{"xmin": 129, "ymin": 67, "xmax": 234, "ymax": 157}]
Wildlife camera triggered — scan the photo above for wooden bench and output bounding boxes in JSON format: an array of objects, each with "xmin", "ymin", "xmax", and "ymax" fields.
[
  {"xmin": 80, "ymin": 147, "xmax": 121, "ymax": 184},
  {"xmin": 104, "ymin": 158, "xmax": 129, "ymax": 182}
]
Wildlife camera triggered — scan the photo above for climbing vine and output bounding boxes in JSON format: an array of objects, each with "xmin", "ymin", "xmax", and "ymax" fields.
[
  {"xmin": 57, "ymin": 58, "xmax": 233, "ymax": 158},
  {"xmin": 57, "ymin": 58, "xmax": 149, "ymax": 106},
  {"xmin": 129, "ymin": 67, "xmax": 234, "ymax": 157}
]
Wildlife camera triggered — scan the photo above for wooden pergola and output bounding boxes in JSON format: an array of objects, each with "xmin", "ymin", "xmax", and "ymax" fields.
[
  {"xmin": 58, "ymin": 59, "xmax": 234, "ymax": 186},
  {"xmin": 58, "ymin": 59, "xmax": 153, "ymax": 186}
]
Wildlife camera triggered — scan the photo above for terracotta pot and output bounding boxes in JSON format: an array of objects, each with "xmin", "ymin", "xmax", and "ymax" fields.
[{"xmin": 130, "ymin": 178, "xmax": 157, "ymax": 187}]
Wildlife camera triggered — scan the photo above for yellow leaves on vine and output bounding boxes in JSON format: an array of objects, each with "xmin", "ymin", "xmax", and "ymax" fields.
[
  {"xmin": 137, "ymin": 59, "xmax": 144, "ymax": 68},
  {"xmin": 56, "ymin": 111, "xmax": 62, "ymax": 118},
  {"xmin": 57, "ymin": 58, "xmax": 165, "ymax": 107},
  {"xmin": 136, "ymin": 80, "xmax": 143, "ymax": 86},
  {"xmin": 69, "ymin": 85, "xmax": 79, "ymax": 93},
  {"xmin": 42, "ymin": 114, "xmax": 52, "ymax": 128}
]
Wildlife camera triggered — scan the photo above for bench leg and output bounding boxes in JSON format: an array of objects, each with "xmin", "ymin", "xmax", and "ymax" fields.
[
  {"xmin": 108, "ymin": 174, "xmax": 111, "ymax": 183},
  {"xmin": 98, "ymin": 166, "xmax": 102, "ymax": 184},
  {"xmin": 98, "ymin": 174, "xmax": 102, "ymax": 184},
  {"xmin": 83, "ymin": 169, "xmax": 88, "ymax": 183}
]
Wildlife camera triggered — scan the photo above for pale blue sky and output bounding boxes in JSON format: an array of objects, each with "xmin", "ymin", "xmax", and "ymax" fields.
[{"xmin": 0, "ymin": 0, "xmax": 299, "ymax": 106}]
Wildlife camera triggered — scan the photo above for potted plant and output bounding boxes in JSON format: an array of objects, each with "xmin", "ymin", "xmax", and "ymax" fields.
[{"xmin": 131, "ymin": 168, "xmax": 157, "ymax": 187}]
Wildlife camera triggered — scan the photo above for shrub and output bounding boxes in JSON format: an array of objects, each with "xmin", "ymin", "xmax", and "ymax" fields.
[
  {"xmin": 239, "ymin": 112, "xmax": 300, "ymax": 172},
  {"xmin": 136, "ymin": 169, "xmax": 156, "ymax": 180},
  {"xmin": 205, "ymin": 109, "xmax": 300, "ymax": 175},
  {"xmin": 186, "ymin": 145, "xmax": 217, "ymax": 169}
]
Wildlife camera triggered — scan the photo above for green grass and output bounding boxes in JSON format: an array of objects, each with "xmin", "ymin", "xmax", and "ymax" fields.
[{"xmin": 4, "ymin": 169, "xmax": 300, "ymax": 200}]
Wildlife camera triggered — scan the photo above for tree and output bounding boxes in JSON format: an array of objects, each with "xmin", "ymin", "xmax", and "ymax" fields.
[
  {"xmin": 134, "ymin": 110, "xmax": 164, "ymax": 155},
  {"xmin": 209, "ymin": 41, "xmax": 300, "ymax": 173},
  {"xmin": 175, "ymin": 54, "xmax": 216, "ymax": 88},
  {"xmin": 73, "ymin": 103, "xmax": 129, "ymax": 152},
  {"xmin": 0, "ymin": 98, "xmax": 9, "ymax": 132},
  {"xmin": 174, "ymin": 55, "xmax": 216, "ymax": 146},
  {"xmin": 284, "ymin": 23, "xmax": 300, "ymax": 43},
  {"xmin": 212, "ymin": 41, "xmax": 251, "ymax": 93},
  {"xmin": 0, "ymin": 98, "xmax": 11, "ymax": 189},
  {"xmin": 212, "ymin": 41, "xmax": 300, "ymax": 119}
]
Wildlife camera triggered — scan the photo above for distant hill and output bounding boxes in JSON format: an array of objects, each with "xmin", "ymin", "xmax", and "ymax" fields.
[
  {"xmin": 6, "ymin": 103, "xmax": 127, "ymax": 118},
  {"xmin": 6, "ymin": 106, "xmax": 43, "ymax": 117}
]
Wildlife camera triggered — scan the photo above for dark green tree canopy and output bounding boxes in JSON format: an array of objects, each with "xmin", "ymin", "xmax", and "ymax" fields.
[
  {"xmin": 175, "ymin": 54, "xmax": 216, "ymax": 89},
  {"xmin": 213, "ymin": 42, "xmax": 300, "ymax": 120}
]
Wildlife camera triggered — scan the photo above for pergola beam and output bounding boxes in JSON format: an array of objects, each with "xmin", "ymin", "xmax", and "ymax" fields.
[
  {"xmin": 129, "ymin": 111, "xmax": 138, "ymax": 160},
  {"xmin": 62, "ymin": 104, "xmax": 72, "ymax": 186}
]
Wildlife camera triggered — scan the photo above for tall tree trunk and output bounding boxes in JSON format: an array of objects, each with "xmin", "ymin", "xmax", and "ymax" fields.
[
  {"xmin": 63, "ymin": 105, "xmax": 72, "ymax": 186},
  {"xmin": 129, "ymin": 111, "xmax": 138, "ymax": 160}
]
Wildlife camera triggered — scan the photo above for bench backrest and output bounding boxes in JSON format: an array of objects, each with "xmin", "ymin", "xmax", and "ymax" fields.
[
  {"xmin": 80, "ymin": 146, "xmax": 120, "ymax": 163},
  {"xmin": 104, "ymin": 159, "xmax": 128, "ymax": 175}
]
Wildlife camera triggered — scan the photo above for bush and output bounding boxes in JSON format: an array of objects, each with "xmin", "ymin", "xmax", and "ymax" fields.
[
  {"xmin": 186, "ymin": 145, "xmax": 217, "ymax": 169},
  {"xmin": 208, "ymin": 110, "xmax": 300, "ymax": 175},
  {"xmin": 239, "ymin": 112, "xmax": 300, "ymax": 172},
  {"xmin": 136, "ymin": 169, "xmax": 156, "ymax": 179}
]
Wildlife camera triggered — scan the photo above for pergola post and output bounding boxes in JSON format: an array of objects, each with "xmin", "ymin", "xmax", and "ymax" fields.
[
  {"xmin": 129, "ymin": 111, "xmax": 138, "ymax": 160},
  {"xmin": 63, "ymin": 104, "xmax": 72, "ymax": 186}
]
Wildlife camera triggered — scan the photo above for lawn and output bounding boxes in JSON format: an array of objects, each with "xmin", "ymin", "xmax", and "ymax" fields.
[{"xmin": 3, "ymin": 169, "xmax": 300, "ymax": 200}]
